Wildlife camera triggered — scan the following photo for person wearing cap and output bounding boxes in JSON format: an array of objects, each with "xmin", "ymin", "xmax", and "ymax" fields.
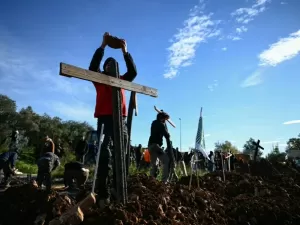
[
  {"xmin": 148, "ymin": 111, "xmax": 172, "ymax": 183},
  {"xmin": 88, "ymin": 32, "xmax": 137, "ymax": 208}
]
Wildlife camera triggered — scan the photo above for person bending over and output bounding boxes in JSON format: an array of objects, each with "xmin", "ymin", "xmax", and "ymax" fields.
[
  {"xmin": 64, "ymin": 161, "xmax": 89, "ymax": 190},
  {"xmin": 36, "ymin": 151, "xmax": 60, "ymax": 192},
  {"xmin": 0, "ymin": 151, "xmax": 18, "ymax": 188}
]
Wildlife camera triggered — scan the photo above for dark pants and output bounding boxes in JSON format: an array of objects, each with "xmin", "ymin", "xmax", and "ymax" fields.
[
  {"xmin": 95, "ymin": 116, "xmax": 128, "ymax": 199},
  {"xmin": 37, "ymin": 159, "xmax": 52, "ymax": 192},
  {"xmin": 76, "ymin": 154, "xmax": 85, "ymax": 163},
  {"xmin": 135, "ymin": 154, "xmax": 141, "ymax": 169},
  {"xmin": 64, "ymin": 169, "xmax": 89, "ymax": 189},
  {"xmin": 0, "ymin": 160, "xmax": 12, "ymax": 184}
]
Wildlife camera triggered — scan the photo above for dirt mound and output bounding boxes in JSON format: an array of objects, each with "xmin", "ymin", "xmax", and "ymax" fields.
[
  {"xmin": 80, "ymin": 173, "xmax": 300, "ymax": 225},
  {"xmin": 82, "ymin": 163, "xmax": 300, "ymax": 225},
  {"xmin": 1, "ymin": 161, "xmax": 300, "ymax": 225},
  {"xmin": 83, "ymin": 174, "xmax": 225, "ymax": 225},
  {"xmin": 0, "ymin": 182, "xmax": 75, "ymax": 225}
]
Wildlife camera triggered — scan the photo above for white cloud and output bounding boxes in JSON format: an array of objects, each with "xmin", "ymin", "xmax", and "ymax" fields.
[
  {"xmin": 208, "ymin": 79, "xmax": 218, "ymax": 91},
  {"xmin": 280, "ymin": 2, "xmax": 287, "ymax": 5},
  {"xmin": 222, "ymin": 47, "xmax": 227, "ymax": 51},
  {"xmin": 164, "ymin": 2, "xmax": 220, "ymax": 78},
  {"xmin": 49, "ymin": 101, "xmax": 96, "ymax": 126},
  {"xmin": 240, "ymin": 69, "xmax": 264, "ymax": 87},
  {"xmin": 261, "ymin": 141, "xmax": 280, "ymax": 144},
  {"xmin": 231, "ymin": 0, "xmax": 270, "ymax": 24},
  {"xmin": 205, "ymin": 134, "xmax": 211, "ymax": 137},
  {"xmin": 227, "ymin": 35, "xmax": 242, "ymax": 41},
  {"xmin": 236, "ymin": 26, "xmax": 248, "ymax": 34},
  {"xmin": 229, "ymin": 0, "xmax": 270, "ymax": 40},
  {"xmin": 208, "ymin": 85, "xmax": 214, "ymax": 91},
  {"xmin": 259, "ymin": 30, "xmax": 300, "ymax": 66},
  {"xmin": 283, "ymin": 120, "xmax": 300, "ymax": 125},
  {"xmin": 241, "ymin": 29, "xmax": 300, "ymax": 87},
  {"xmin": 278, "ymin": 143, "xmax": 287, "ymax": 147}
]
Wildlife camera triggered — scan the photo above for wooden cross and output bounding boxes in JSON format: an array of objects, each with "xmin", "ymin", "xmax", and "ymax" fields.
[
  {"xmin": 252, "ymin": 139, "xmax": 264, "ymax": 161},
  {"xmin": 126, "ymin": 91, "xmax": 138, "ymax": 176},
  {"xmin": 59, "ymin": 62, "xmax": 157, "ymax": 204}
]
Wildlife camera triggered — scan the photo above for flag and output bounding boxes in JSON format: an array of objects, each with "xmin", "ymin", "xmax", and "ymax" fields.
[{"xmin": 195, "ymin": 108, "xmax": 209, "ymax": 159}]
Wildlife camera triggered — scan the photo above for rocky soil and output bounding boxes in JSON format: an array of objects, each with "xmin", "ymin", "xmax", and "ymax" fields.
[{"xmin": 0, "ymin": 160, "xmax": 300, "ymax": 225}]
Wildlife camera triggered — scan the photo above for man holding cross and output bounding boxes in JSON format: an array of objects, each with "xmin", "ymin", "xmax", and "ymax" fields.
[{"xmin": 89, "ymin": 32, "xmax": 137, "ymax": 207}]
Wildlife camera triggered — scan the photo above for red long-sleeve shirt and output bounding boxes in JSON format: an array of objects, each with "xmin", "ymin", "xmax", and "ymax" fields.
[{"xmin": 89, "ymin": 47, "xmax": 137, "ymax": 117}]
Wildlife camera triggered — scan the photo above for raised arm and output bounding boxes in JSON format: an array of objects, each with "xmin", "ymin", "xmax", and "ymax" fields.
[
  {"xmin": 120, "ymin": 41, "xmax": 137, "ymax": 81},
  {"xmin": 89, "ymin": 33, "xmax": 109, "ymax": 72}
]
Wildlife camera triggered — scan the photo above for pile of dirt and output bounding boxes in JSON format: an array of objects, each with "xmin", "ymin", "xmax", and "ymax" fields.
[
  {"xmin": 82, "ymin": 163, "xmax": 300, "ymax": 225},
  {"xmin": 0, "ymin": 182, "xmax": 75, "ymax": 225},
  {"xmin": 1, "ymin": 161, "xmax": 300, "ymax": 225}
]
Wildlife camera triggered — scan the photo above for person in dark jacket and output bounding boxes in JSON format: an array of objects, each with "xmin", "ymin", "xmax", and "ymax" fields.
[
  {"xmin": 89, "ymin": 32, "xmax": 137, "ymax": 208},
  {"xmin": 0, "ymin": 151, "xmax": 18, "ymax": 187},
  {"xmin": 75, "ymin": 136, "xmax": 88, "ymax": 163},
  {"xmin": 135, "ymin": 144, "xmax": 142, "ymax": 169},
  {"xmin": 148, "ymin": 111, "xmax": 171, "ymax": 183},
  {"xmin": 9, "ymin": 130, "xmax": 20, "ymax": 153},
  {"xmin": 36, "ymin": 152, "xmax": 60, "ymax": 192},
  {"xmin": 55, "ymin": 139, "xmax": 64, "ymax": 158},
  {"xmin": 214, "ymin": 151, "xmax": 222, "ymax": 171},
  {"xmin": 42, "ymin": 135, "xmax": 55, "ymax": 155},
  {"xmin": 208, "ymin": 151, "xmax": 215, "ymax": 172},
  {"xmin": 64, "ymin": 161, "xmax": 89, "ymax": 190}
]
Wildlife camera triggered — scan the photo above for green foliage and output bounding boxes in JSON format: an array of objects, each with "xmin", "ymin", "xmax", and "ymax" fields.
[
  {"xmin": 52, "ymin": 150, "xmax": 76, "ymax": 178},
  {"xmin": 242, "ymin": 137, "xmax": 263, "ymax": 158},
  {"xmin": 286, "ymin": 134, "xmax": 300, "ymax": 152},
  {"xmin": 16, "ymin": 161, "xmax": 38, "ymax": 174},
  {"xmin": 267, "ymin": 144, "xmax": 286, "ymax": 162},
  {"xmin": 0, "ymin": 94, "xmax": 18, "ymax": 145},
  {"xmin": 0, "ymin": 94, "xmax": 94, "ymax": 159},
  {"xmin": 214, "ymin": 141, "xmax": 240, "ymax": 154}
]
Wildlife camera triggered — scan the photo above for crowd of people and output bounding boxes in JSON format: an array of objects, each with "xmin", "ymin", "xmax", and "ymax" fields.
[{"xmin": 0, "ymin": 131, "xmax": 90, "ymax": 192}]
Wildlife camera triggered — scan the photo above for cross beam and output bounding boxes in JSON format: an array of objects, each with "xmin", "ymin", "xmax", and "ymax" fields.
[
  {"xmin": 126, "ymin": 92, "xmax": 137, "ymax": 176},
  {"xmin": 252, "ymin": 139, "xmax": 264, "ymax": 161},
  {"xmin": 59, "ymin": 62, "xmax": 157, "ymax": 205},
  {"xmin": 60, "ymin": 63, "xmax": 158, "ymax": 97}
]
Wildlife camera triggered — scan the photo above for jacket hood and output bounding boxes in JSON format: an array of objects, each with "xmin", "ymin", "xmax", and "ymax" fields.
[{"xmin": 103, "ymin": 57, "xmax": 117, "ymax": 72}]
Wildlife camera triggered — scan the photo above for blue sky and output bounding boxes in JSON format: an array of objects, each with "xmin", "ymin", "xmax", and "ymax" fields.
[{"xmin": 0, "ymin": 0, "xmax": 299, "ymax": 155}]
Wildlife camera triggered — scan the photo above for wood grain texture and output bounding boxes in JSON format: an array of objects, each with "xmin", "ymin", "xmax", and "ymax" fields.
[{"xmin": 60, "ymin": 63, "xmax": 158, "ymax": 97}]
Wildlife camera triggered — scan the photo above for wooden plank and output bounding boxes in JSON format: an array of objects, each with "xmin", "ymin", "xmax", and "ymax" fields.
[
  {"xmin": 60, "ymin": 63, "xmax": 158, "ymax": 97},
  {"xmin": 134, "ymin": 92, "xmax": 138, "ymax": 116}
]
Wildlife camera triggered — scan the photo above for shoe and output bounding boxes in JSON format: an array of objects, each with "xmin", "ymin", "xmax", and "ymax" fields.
[{"xmin": 98, "ymin": 198, "xmax": 110, "ymax": 209}]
